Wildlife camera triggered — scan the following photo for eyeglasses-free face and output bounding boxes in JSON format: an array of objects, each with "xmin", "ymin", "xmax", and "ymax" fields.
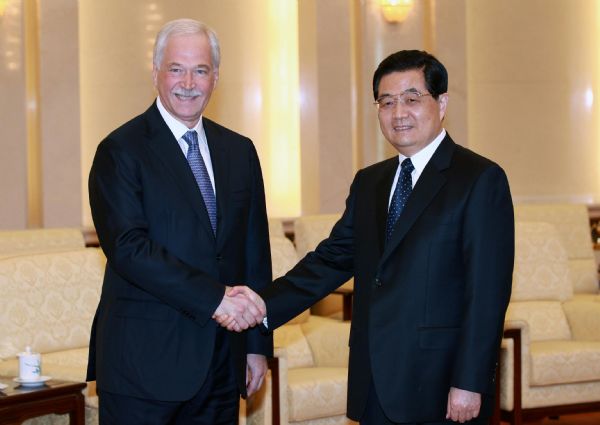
[
  {"xmin": 153, "ymin": 33, "xmax": 218, "ymax": 128},
  {"xmin": 376, "ymin": 69, "xmax": 448, "ymax": 157}
]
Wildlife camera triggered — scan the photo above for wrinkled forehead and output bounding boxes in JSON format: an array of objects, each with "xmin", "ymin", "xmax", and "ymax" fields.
[{"xmin": 377, "ymin": 69, "xmax": 427, "ymax": 96}]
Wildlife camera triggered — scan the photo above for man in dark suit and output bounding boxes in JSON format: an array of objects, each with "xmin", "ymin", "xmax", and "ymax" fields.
[
  {"xmin": 87, "ymin": 18, "xmax": 271, "ymax": 424},
  {"xmin": 228, "ymin": 50, "xmax": 514, "ymax": 424}
]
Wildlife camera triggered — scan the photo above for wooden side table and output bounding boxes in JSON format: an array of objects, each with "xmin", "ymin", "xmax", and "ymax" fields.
[{"xmin": 0, "ymin": 377, "xmax": 86, "ymax": 425}]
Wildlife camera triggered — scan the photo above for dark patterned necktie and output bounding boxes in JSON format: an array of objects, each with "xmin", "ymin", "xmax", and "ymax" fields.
[
  {"xmin": 183, "ymin": 130, "xmax": 217, "ymax": 234},
  {"xmin": 385, "ymin": 158, "xmax": 414, "ymax": 242}
]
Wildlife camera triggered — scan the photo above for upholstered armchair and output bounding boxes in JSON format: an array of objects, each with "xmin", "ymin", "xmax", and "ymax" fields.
[
  {"xmin": 514, "ymin": 203, "xmax": 599, "ymax": 300},
  {"xmin": 0, "ymin": 248, "xmax": 106, "ymax": 425},
  {"xmin": 496, "ymin": 222, "xmax": 600, "ymax": 424}
]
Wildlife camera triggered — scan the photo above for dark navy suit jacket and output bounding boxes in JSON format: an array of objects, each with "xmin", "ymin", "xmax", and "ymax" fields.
[
  {"xmin": 262, "ymin": 134, "xmax": 514, "ymax": 423},
  {"xmin": 87, "ymin": 102, "xmax": 273, "ymax": 401}
]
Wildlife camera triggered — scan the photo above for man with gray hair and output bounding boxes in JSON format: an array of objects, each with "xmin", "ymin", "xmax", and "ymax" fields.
[{"xmin": 87, "ymin": 18, "xmax": 271, "ymax": 424}]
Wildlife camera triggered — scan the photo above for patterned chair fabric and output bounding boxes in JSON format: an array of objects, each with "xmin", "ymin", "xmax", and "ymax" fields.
[
  {"xmin": 293, "ymin": 215, "xmax": 352, "ymax": 319},
  {"xmin": 514, "ymin": 203, "xmax": 599, "ymax": 296},
  {"xmin": 0, "ymin": 248, "xmax": 106, "ymax": 425}
]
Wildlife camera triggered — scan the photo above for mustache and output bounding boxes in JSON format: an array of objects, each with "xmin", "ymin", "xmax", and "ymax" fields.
[{"xmin": 173, "ymin": 88, "xmax": 201, "ymax": 97}]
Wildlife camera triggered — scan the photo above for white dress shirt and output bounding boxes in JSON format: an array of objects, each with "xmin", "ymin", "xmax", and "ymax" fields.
[
  {"xmin": 156, "ymin": 97, "xmax": 216, "ymax": 193},
  {"xmin": 388, "ymin": 129, "xmax": 446, "ymax": 207}
]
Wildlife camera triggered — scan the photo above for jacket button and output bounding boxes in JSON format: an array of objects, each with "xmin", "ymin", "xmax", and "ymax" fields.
[{"xmin": 216, "ymin": 255, "xmax": 223, "ymax": 262}]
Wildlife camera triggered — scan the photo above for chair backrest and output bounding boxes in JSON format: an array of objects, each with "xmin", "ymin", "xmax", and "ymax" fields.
[
  {"xmin": 0, "ymin": 228, "xmax": 86, "ymax": 259},
  {"xmin": 267, "ymin": 218, "xmax": 286, "ymax": 239},
  {"xmin": 514, "ymin": 203, "xmax": 597, "ymax": 294},
  {"xmin": 506, "ymin": 222, "xmax": 573, "ymax": 342},
  {"xmin": 512, "ymin": 221, "xmax": 572, "ymax": 302},
  {"xmin": 269, "ymin": 236, "xmax": 309, "ymax": 325},
  {"xmin": 293, "ymin": 214, "xmax": 341, "ymax": 259},
  {"xmin": 0, "ymin": 248, "xmax": 106, "ymax": 359},
  {"xmin": 270, "ymin": 236, "xmax": 316, "ymax": 368}
]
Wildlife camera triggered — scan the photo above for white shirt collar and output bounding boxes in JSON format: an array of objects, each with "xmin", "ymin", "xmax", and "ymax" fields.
[
  {"xmin": 156, "ymin": 96, "xmax": 204, "ymax": 140},
  {"xmin": 398, "ymin": 128, "xmax": 446, "ymax": 177}
]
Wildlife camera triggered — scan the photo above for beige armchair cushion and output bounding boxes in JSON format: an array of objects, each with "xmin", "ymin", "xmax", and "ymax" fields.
[
  {"xmin": 274, "ymin": 324, "xmax": 314, "ymax": 369},
  {"xmin": 514, "ymin": 204, "xmax": 593, "ymax": 258},
  {"xmin": 572, "ymin": 293, "xmax": 600, "ymax": 302},
  {"xmin": 293, "ymin": 215, "xmax": 340, "ymax": 259},
  {"xmin": 268, "ymin": 218, "xmax": 286, "ymax": 239},
  {"xmin": 514, "ymin": 204, "xmax": 598, "ymax": 294},
  {"xmin": 512, "ymin": 222, "xmax": 572, "ymax": 302},
  {"xmin": 563, "ymin": 299, "xmax": 600, "ymax": 341},
  {"xmin": 569, "ymin": 258, "xmax": 599, "ymax": 294},
  {"xmin": 530, "ymin": 340, "xmax": 600, "ymax": 386},
  {"xmin": 271, "ymin": 236, "xmax": 298, "ymax": 278},
  {"xmin": 505, "ymin": 301, "xmax": 571, "ymax": 342},
  {"xmin": 287, "ymin": 367, "xmax": 347, "ymax": 422},
  {"xmin": 0, "ymin": 248, "xmax": 105, "ymax": 359},
  {"xmin": 0, "ymin": 228, "xmax": 85, "ymax": 259},
  {"xmin": 293, "ymin": 214, "xmax": 353, "ymax": 319},
  {"xmin": 270, "ymin": 235, "xmax": 311, "ymax": 325},
  {"xmin": 301, "ymin": 316, "xmax": 349, "ymax": 367}
]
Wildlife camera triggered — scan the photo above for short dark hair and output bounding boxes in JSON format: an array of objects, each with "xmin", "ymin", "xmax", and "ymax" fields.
[{"xmin": 372, "ymin": 50, "xmax": 448, "ymax": 100}]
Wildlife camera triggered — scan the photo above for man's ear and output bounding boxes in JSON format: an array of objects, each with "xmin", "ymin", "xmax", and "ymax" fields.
[
  {"xmin": 212, "ymin": 70, "xmax": 219, "ymax": 90},
  {"xmin": 438, "ymin": 93, "xmax": 449, "ymax": 120},
  {"xmin": 152, "ymin": 66, "xmax": 158, "ymax": 88}
]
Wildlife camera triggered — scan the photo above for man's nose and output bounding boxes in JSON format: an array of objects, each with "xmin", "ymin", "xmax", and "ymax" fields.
[
  {"xmin": 391, "ymin": 100, "xmax": 409, "ymax": 117},
  {"xmin": 182, "ymin": 70, "xmax": 195, "ymax": 88}
]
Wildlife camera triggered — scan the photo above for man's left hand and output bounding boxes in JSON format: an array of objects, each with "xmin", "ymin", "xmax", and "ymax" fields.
[
  {"xmin": 446, "ymin": 387, "xmax": 481, "ymax": 423},
  {"xmin": 246, "ymin": 354, "xmax": 268, "ymax": 397}
]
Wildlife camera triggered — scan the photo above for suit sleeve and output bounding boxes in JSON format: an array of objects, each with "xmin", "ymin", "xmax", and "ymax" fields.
[
  {"xmin": 262, "ymin": 174, "xmax": 358, "ymax": 330},
  {"xmin": 451, "ymin": 165, "xmax": 514, "ymax": 394},
  {"xmin": 89, "ymin": 139, "xmax": 225, "ymax": 326},
  {"xmin": 244, "ymin": 143, "xmax": 274, "ymax": 355}
]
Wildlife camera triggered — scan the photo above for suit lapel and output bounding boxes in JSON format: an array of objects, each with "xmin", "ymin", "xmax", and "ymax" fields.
[
  {"xmin": 379, "ymin": 135, "xmax": 455, "ymax": 266},
  {"xmin": 375, "ymin": 159, "xmax": 399, "ymax": 253},
  {"xmin": 144, "ymin": 104, "xmax": 215, "ymax": 241},
  {"xmin": 203, "ymin": 117, "xmax": 230, "ymax": 247}
]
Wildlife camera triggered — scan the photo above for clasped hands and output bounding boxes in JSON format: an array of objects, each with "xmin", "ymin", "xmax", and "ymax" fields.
[{"xmin": 212, "ymin": 286, "xmax": 266, "ymax": 332}]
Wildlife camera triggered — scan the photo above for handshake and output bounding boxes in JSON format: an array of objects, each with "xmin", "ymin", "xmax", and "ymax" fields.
[{"xmin": 212, "ymin": 286, "xmax": 267, "ymax": 332}]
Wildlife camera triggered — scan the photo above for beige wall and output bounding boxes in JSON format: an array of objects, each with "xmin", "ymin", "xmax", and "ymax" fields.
[
  {"xmin": 80, "ymin": 0, "xmax": 301, "ymax": 224},
  {"xmin": 467, "ymin": 0, "xmax": 600, "ymax": 203},
  {"xmin": 2, "ymin": 0, "xmax": 600, "ymax": 229},
  {"xmin": 39, "ymin": 0, "xmax": 81, "ymax": 227},
  {"xmin": 0, "ymin": 0, "xmax": 27, "ymax": 229},
  {"xmin": 0, "ymin": 0, "xmax": 80, "ymax": 229}
]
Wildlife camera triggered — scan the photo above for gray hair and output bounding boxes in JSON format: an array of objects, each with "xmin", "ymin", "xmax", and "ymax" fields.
[{"xmin": 153, "ymin": 18, "xmax": 220, "ymax": 70}]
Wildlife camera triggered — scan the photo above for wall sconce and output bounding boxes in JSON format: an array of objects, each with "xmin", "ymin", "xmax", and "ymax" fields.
[
  {"xmin": 0, "ymin": 0, "xmax": 8, "ymax": 18},
  {"xmin": 379, "ymin": 0, "xmax": 414, "ymax": 23}
]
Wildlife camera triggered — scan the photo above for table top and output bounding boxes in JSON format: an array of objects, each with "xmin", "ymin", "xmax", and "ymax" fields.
[{"xmin": 0, "ymin": 376, "xmax": 86, "ymax": 405}]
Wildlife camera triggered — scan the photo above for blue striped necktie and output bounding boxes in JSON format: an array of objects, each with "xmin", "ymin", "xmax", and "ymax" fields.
[
  {"xmin": 183, "ymin": 130, "xmax": 217, "ymax": 235},
  {"xmin": 385, "ymin": 158, "xmax": 414, "ymax": 242}
]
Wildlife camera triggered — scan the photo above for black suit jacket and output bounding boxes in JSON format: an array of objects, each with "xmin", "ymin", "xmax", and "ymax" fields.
[
  {"xmin": 262, "ymin": 135, "xmax": 514, "ymax": 423},
  {"xmin": 86, "ymin": 102, "xmax": 273, "ymax": 401}
]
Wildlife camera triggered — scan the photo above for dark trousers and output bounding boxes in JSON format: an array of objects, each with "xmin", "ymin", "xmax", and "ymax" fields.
[
  {"xmin": 360, "ymin": 380, "xmax": 488, "ymax": 425},
  {"xmin": 99, "ymin": 327, "xmax": 238, "ymax": 425}
]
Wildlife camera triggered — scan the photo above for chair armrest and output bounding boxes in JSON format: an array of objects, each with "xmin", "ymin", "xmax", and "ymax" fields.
[
  {"xmin": 498, "ymin": 319, "xmax": 530, "ymax": 414},
  {"xmin": 563, "ymin": 299, "xmax": 600, "ymax": 341}
]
